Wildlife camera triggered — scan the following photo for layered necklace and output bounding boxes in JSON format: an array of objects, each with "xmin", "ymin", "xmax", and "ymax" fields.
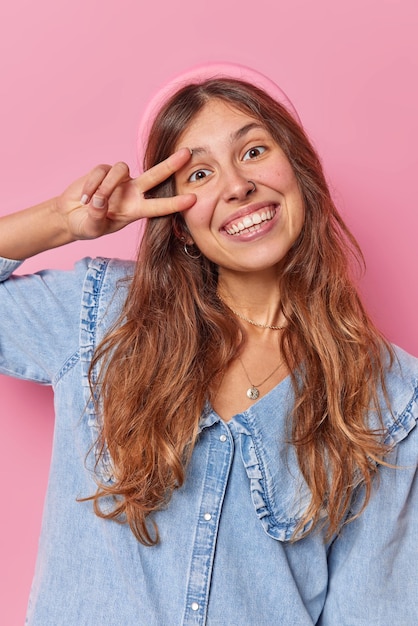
[{"xmin": 217, "ymin": 293, "xmax": 285, "ymax": 400}]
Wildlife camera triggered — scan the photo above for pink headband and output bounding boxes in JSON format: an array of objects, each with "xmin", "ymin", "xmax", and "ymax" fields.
[{"xmin": 136, "ymin": 62, "xmax": 300, "ymax": 171}]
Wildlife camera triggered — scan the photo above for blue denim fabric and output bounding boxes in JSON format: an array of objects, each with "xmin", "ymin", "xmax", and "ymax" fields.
[{"xmin": 1, "ymin": 256, "xmax": 417, "ymax": 626}]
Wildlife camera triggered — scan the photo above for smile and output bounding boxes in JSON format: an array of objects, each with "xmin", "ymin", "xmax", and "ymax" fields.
[{"xmin": 224, "ymin": 206, "xmax": 277, "ymax": 236}]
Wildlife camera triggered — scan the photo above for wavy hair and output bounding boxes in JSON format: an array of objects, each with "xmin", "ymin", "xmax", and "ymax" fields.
[{"xmin": 88, "ymin": 78, "xmax": 393, "ymax": 545}]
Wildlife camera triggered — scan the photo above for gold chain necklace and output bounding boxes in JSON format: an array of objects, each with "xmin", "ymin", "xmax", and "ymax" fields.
[
  {"xmin": 239, "ymin": 357, "xmax": 283, "ymax": 400},
  {"xmin": 217, "ymin": 294, "xmax": 284, "ymax": 330}
]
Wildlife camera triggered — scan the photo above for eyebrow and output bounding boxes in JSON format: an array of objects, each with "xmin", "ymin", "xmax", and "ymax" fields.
[{"xmin": 189, "ymin": 122, "xmax": 265, "ymax": 157}]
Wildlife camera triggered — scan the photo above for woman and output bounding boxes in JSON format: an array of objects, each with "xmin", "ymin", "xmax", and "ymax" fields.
[{"xmin": 1, "ymin": 66, "xmax": 417, "ymax": 625}]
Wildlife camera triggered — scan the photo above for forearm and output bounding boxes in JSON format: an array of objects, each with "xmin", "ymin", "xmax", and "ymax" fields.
[{"xmin": 0, "ymin": 199, "xmax": 75, "ymax": 261}]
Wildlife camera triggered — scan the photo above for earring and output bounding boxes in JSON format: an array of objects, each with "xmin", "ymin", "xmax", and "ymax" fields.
[{"xmin": 183, "ymin": 241, "xmax": 202, "ymax": 259}]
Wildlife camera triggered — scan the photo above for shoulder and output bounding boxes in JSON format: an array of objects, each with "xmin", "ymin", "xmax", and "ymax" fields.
[
  {"xmin": 380, "ymin": 344, "xmax": 418, "ymax": 446},
  {"xmin": 79, "ymin": 257, "xmax": 135, "ymax": 343},
  {"xmin": 80, "ymin": 256, "xmax": 135, "ymax": 285},
  {"xmin": 79, "ymin": 256, "xmax": 134, "ymax": 309}
]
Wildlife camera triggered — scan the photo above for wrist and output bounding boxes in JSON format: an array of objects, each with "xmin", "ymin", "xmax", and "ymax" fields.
[{"xmin": 48, "ymin": 196, "xmax": 77, "ymax": 247}]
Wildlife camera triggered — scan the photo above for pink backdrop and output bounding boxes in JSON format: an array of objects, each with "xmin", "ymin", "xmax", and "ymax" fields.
[{"xmin": 1, "ymin": 0, "xmax": 417, "ymax": 622}]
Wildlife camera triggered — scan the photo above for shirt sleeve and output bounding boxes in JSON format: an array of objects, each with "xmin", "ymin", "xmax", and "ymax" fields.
[{"xmin": 0, "ymin": 256, "xmax": 91, "ymax": 384}]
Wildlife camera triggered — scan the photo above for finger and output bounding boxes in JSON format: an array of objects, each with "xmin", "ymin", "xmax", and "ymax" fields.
[
  {"xmin": 90, "ymin": 161, "xmax": 131, "ymax": 209},
  {"xmin": 84, "ymin": 162, "xmax": 130, "ymax": 208},
  {"xmin": 136, "ymin": 148, "xmax": 192, "ymax": 194},
  {"xmin": 79, "ymin": 164, "xmax": 112, "ymax": 205},
  {"xmin": 82, "ymin": 195, "xmax": 121, "ymax": 238},
  {"xmin": 142, "ymin": 192, "xmax": 196, "ymax": 218}
]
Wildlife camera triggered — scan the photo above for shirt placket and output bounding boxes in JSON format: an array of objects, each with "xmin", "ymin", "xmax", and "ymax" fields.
[{"xmin": 182, "ymin": 421, "xmax": 234, "ymax": 625}]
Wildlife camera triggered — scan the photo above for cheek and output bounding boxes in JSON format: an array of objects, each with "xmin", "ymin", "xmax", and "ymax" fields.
[
  {"xmin": 182, "ymin": 198, "xmax": 214, "ymax": 234},
  {"xmin": 289, "ymin": 198, "xmax": 306, "ymax": 246},
  {"xmin": 294, "ymin": 203, "xmax": 305, "ymax": 234},
  {"xmin": 256, "ymin": 164, "xmax": 294, "ymax": 190}
]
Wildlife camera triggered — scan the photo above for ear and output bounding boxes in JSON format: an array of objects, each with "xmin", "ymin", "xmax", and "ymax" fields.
[{"xmin": 172, "ymin": 214, "xmax": 195, "ymax": 245}]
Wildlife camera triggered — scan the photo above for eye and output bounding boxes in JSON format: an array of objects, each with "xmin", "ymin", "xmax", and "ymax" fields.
[
  {"xmin": 243, "ymin": 146, "xmax": 266, "ymax": 160},
  {"xmin": 188, "ymin": 168, "xmax": 212, "ymax": 182}
]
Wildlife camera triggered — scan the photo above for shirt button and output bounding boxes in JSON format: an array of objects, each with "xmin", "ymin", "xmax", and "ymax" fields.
[
  {"xmin": 191, "ymin": 602, "xmax": 199, "ymax": 611},
  {"xmin": 219, "ymin": 434, "xmax": 227, "ymax": 442},
  {"xmin": 204, "ymin": 513, "xmax": 212, "ymax": 521}
]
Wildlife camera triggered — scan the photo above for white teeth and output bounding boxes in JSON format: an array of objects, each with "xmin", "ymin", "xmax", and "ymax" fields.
[{"xmin": 225, "ymin": 208, "xmax": 275, "ymax": 235}]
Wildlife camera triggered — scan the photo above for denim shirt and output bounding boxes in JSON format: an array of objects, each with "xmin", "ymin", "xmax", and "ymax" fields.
[{"xmin": 1, "ymin": 256, "xmax": 417, "ymax": 626}]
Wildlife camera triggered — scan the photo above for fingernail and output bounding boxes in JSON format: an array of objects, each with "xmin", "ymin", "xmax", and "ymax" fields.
[
  {"xmin": 92, "ymin": 196, "xmax": 105, "ymax": 209},
  {"xmin": 80, "ymin": 194, "xmax": 89, "ymax": 205}
]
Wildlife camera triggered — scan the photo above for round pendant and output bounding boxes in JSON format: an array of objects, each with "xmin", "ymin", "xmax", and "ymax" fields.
[{"xmin": 247, "ymin": 386, "xmax": 260, "ymax": 400}]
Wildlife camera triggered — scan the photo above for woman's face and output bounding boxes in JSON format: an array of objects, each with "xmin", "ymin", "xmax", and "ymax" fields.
[{"xmin": 174, "ymin": 99, "xmax": 304, "ymax": 278}]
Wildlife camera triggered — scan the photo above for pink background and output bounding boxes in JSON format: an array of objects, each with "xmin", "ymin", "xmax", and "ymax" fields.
[{"xmin": 1, "ymin": 0, "xmax": 417, "ymax": 622}]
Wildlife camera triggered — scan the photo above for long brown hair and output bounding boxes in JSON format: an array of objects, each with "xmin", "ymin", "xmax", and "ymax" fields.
[{"xmin": 89, "ymin": 78, "xmax": 393, "ymax": 545}]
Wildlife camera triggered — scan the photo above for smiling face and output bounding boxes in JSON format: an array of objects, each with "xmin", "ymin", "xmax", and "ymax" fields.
[{"xmin": 174, "ymin": 99, "xmax": 305, "ymax": 281}]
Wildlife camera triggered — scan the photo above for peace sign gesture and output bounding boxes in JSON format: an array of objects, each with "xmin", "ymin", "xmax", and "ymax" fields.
[{"xmin": 59, "ymin": 147, "xmax": 195, "ymax": 240}]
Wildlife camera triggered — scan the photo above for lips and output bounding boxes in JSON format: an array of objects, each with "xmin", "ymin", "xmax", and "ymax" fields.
[{"xmin": 223, "ymin": 204, "xmax": 277, "ymax": 236}]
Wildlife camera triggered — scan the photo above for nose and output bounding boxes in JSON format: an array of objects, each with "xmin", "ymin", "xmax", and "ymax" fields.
[{"xmin": 222, "ymin": 170, "xmax": 256, "ymax": 203}]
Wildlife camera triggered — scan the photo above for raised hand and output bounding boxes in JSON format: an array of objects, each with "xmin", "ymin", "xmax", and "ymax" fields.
[{"xmin": 58, "ymin": 148, "xmax": 196, "ymax": 240}]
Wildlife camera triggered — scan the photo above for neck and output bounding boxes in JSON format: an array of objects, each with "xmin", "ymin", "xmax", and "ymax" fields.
[{"xmin": 217, "ymin": 267, "xmax": 283, "ymax": 330}]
